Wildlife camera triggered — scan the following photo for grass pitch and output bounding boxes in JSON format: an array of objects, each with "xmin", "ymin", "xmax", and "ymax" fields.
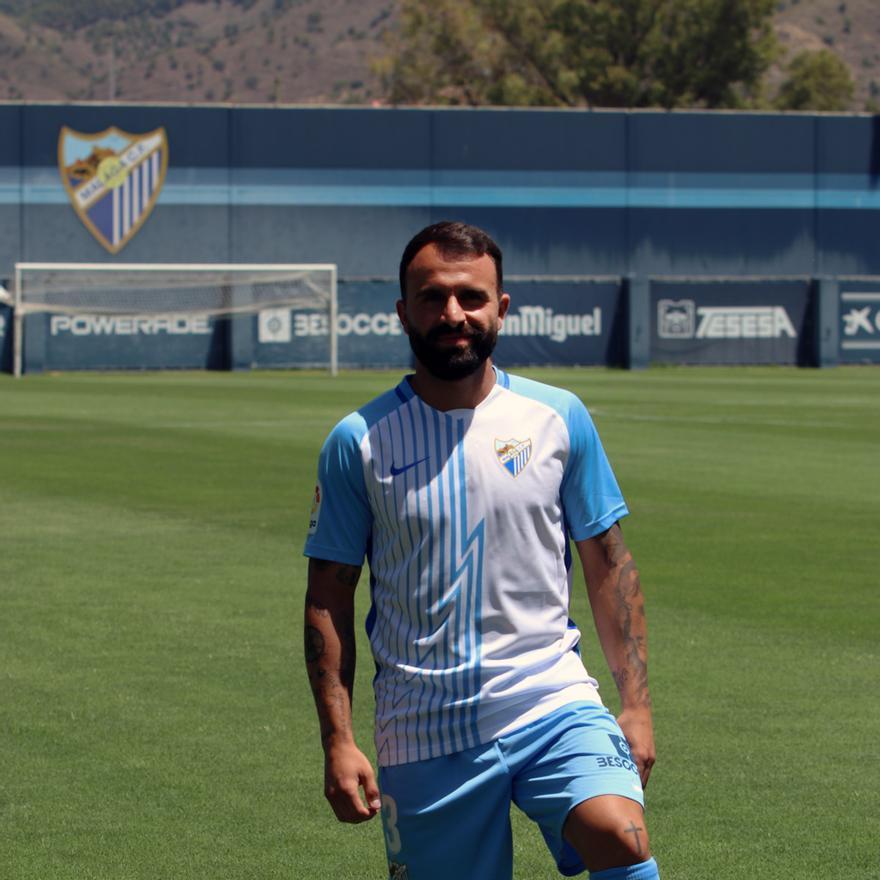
[{"xmin": 0, "ymin": 367, "xmax": 877, "ymax": 879}]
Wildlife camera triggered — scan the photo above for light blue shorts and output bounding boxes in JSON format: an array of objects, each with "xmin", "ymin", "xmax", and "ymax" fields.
[{"xmin": 378, "ymin": 702, "xmax": 645, "ymax": 879}]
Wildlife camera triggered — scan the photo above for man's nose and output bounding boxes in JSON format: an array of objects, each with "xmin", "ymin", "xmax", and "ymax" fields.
[{"xmin": 441, "ymin": 294, "xmax": 465, "ymax": 323}]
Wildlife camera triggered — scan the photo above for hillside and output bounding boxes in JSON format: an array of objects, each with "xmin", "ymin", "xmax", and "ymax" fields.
[
  {"xmin": 0, "ymin": 0, "xmax": 394, "ymax": 105},
  {"xmin": 774, "ymin": 0, "xmax": 880, "ymax": 109},
  {"xmin": 1, "ymin": 0, "xmax": 879, "ymax": 110}
]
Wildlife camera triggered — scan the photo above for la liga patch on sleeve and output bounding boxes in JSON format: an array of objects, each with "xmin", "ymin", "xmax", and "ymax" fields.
[{"xmin": 308, "ymin": 481, "xmax": 322, "ymax": 535}]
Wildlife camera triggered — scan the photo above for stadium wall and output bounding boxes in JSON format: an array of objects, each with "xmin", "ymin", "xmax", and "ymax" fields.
[{"xmin": 3, "ymin": 103, "xmax": 880, "ymax": 371}]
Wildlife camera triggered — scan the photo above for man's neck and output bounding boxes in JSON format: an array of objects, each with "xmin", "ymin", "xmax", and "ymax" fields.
[{"xmin": 408, "ymin": 361, "xmax": 497, "ymax": 412}]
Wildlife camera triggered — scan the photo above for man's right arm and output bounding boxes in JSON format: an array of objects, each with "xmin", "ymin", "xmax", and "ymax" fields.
[{"xmin": 305, "ymin": 557, "xmax": 380, "ymax": 823}]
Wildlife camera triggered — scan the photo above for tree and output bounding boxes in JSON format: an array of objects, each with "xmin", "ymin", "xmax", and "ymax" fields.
[
  {"xmin": 775, "ymin": 49, "xmax": 854, "ymax": 112},
  {"xmin": 377, "ymin": 0, "xmax": 778, "ymax": 109}
]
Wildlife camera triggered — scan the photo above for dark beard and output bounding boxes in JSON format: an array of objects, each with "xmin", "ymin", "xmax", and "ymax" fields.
[{"xmin": 407, "ymin": 323, "xmax": 498, "ymax": 381}]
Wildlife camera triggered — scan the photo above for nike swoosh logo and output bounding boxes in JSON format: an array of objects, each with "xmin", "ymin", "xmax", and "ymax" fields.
[{"xmin": 390, "ymin": 457, "xmax": 428, "ymax": 476}]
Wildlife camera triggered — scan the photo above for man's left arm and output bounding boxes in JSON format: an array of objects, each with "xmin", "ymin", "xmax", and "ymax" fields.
[{"xmin": 576, "ymin": 523, "xmax": 655, "ymax": 787}]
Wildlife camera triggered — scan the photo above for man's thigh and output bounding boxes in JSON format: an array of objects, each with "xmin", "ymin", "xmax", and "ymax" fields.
[
  {"xmin": 506, "ymin": 702, "xmax": 646, "ymax": 876},
  {"xmin": 378, "ymin": 743, "xmax": 513, "ymax": 880}
]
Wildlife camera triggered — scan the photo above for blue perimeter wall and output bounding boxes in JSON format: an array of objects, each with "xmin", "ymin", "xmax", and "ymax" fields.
[
  {"xmin": 3, "ymin": 103, "xmax": 880, "ymax": 370},
  {"xmin": 4, "ymin": 103, "xmax": 880, "ymax": 276}
]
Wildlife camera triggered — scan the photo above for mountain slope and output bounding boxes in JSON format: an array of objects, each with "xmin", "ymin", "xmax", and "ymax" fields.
[
  {"xmin": 2, "ymin": 0, "xmax": 393, "ymax": 104},
  {"xmin": 2, "ymin": 0, "xmax": 878, "ymax": 110}
]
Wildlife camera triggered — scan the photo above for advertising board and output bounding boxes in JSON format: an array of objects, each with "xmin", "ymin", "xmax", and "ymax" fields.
[
  {"xmin": 496, "ymin": 281, "xmax": 621, "ymax": 367},
  {"xmin": 838, "ymin": 284, "xmax": 880, "ymax": 364},
  {"xmin": 651, "ymin": 281, "xmax": 811, "ymax": 365},
  {"xmin": 37, "ymin": 311, "xmax": 227, "ymax": 371},
  {"xmin": 251, "ymin": 280, "xmax": 623, "ymax": 370},
  {"xmin": 253, "ymin": 282, "xmax": 409, "ymax": 370}
]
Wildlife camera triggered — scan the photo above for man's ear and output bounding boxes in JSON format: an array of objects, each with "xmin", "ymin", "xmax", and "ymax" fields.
[
  {"xmin": 497, "ymin": 291, "xmax": 511, "ymax": 322},
  {"xmin": 395, "ymin": 298, "xmax": 409, "ymax": 334}
]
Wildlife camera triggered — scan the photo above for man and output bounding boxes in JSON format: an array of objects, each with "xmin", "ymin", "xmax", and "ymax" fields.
[{"xmin": 304, "ymin": 221, "xmax": 659, "ymax": 880}]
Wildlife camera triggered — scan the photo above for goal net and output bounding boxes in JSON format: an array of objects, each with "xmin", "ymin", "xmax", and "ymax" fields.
[{"xmin": 12, "ymin": 262, "xmax": 337, "ymax": 377}]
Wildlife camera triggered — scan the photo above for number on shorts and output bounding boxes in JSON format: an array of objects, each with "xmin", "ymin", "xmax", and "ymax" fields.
[{"xmin": 381, "ymin": 794, "xmax": 402, "ymax": 855}]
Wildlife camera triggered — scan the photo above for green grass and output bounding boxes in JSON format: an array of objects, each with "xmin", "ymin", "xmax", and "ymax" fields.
[{"xmin": 1, "ymin": 367, "xmax": 877, "ymax": 879}]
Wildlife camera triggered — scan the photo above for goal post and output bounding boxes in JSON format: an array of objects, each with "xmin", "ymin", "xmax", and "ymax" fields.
[{"xmin": 12, "ymin": 262, "xmax": 337, "ymax": 377}]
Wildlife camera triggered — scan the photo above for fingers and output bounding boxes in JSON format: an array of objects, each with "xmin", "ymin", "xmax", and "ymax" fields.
[
  {"xmin": 627, "ymin": 741, "xmax": 654, "ymax": 789},
  {"xmin": 326, "ymin": 780, "xmax": 376, "ymax": 823},
  {"xmin": 638, "ymin": 755, "xmax": 654, "ymax": 788},
  {"xmin": 324, "ymin": 753, "xmax": 381, "ymax": 824},
  {"xmin": 362, "ymin": 769, "xmax": 382, "ymax": 816},
  {"xmin": 616, "ymin": 707, "xmax": 655, "ymax": 790}
]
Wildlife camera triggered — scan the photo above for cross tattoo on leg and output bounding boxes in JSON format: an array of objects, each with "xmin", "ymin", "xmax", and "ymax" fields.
[{"xmin": 624, "ymin": 820, "xmax": 646, "ymax": 859}]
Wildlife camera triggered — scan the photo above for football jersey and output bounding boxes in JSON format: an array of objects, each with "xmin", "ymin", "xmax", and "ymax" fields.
[{"xmin": 304, "ymin": 367, "xmax": 629, "ymax": 767}]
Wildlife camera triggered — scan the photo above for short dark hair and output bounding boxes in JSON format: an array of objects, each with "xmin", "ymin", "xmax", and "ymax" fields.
[{"xmin": 399, "ymin": 221, "xmax": 503, "ymax": 297}]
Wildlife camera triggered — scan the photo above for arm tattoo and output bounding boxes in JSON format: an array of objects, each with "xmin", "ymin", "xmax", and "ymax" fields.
[
  {"xmin": 599, "ymin": 527, "xmax": 651, "ymax": 707},
  {"xmin": 304, "ymin": 625, "xmax": 325, "ymax": 663},
  {"xmin": 304, "ymin": 565, "xmax": 358, "ymax": 743},
  {"xmin": 309, "ymin": 558, "xmax": 361, "ymax": 588},
  {"xmin": 599, "ymin": 525, "xmax": 630, "ymax": 569},
  {"xmin": 304, "ymin": 590, "xmax": 331, "ymax": 618},
  {"xmin": 338, "ymin": 623, "xmax": 355, "ymax": 690},
  {"xmin": 334, "ymin": 565, "xmax": 360, "ymax": 588},
  {"xmin": 304, "ymin": 607, "xmax": 355, "ymax": 689}
]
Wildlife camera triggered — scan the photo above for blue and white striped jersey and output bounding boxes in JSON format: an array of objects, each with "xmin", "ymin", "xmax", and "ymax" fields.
[{"xmin": 304, "ymin": 368, "xmax": 629, "ymax": 767}]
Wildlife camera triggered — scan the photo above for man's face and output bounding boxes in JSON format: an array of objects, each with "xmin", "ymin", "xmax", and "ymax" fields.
[{"xmin": 397, "ymin": 244, "xmax": 510, "ymax": 381}]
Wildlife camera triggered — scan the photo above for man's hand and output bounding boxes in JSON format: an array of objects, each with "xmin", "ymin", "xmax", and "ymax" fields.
[
  {"xmin": 617, "ymin": 705, "xmax": 655, "ymax": 789},
  {"xmin": 324, "ymin": 740, "xmax": 381, "ymax": 823}
]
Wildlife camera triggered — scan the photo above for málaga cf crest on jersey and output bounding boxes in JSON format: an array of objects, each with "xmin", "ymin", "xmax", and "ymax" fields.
[
  {"xmin": 495, "ymin": 437, "xmax": 532, "ymax": 477},
  {"xmin": 59, "ymin": 126, "xmax": 168, "ymax": 254}
]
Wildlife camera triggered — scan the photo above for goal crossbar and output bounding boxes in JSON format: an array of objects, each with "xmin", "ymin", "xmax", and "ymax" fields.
[{"xmin": 13, "ymin": 262, "xmax": 338, "ymax": 377}]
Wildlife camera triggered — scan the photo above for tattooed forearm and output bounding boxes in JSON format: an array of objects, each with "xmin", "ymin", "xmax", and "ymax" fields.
[
  {"xmin": 304, "ymin": 603, "xmax": 356, "ymax": 687},
  {"xmin": 320, "ymin": 693, "xmax": 351, "ymax": 744},
  {"xmin": 304, "ymin": 561, "xmax": 360, "ymax": 747},
  {"xmin": 610, "ymin": 556, "xmax": 651, "ymax": 707},
  {"xmin": 305, "ymin": 621, "xmax": 355, "ymax": 745},
  {"xmin": 586, "ymin": 525, "xmax": 652, "ymax": 709},
  {"xmin": 338, "ymin": 626, "xmax": 355, "ymax": 690}
]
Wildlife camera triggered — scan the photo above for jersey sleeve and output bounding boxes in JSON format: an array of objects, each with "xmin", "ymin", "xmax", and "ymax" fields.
[
  {"xmin": 303, "ymin": 414, "xmax": 372, "ymax": 566},
  {"xmin": 560, "ymin": 396, "xmax": 629, "ymax": 541}
]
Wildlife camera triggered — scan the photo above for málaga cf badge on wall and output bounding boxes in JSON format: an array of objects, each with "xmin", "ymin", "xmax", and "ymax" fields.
[{"xmin": 58, "ymin": 126, "xmax": 168, "ymax": 254}]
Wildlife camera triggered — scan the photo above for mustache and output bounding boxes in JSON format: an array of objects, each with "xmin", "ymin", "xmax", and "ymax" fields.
[{"xmin": 426, "ymin": 324, "xmax": 481, "ymax": 342}]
